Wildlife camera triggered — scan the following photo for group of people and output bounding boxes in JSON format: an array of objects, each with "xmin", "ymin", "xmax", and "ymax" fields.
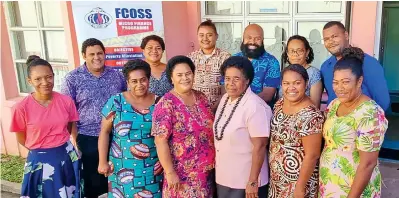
[{"xmin": 10, "ymin": 19, "xmax": 389, "ymax": 198}]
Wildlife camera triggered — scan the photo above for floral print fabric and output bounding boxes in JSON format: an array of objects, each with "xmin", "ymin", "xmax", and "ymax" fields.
[
  {"xmin": 319, "ymin": 99, "xmax": 388, "ymax": 198},
  {"xmin": 152, "ymin": 90, "xmax": 216, "ymax": 198},
  {"xmin": 269, "ymin": 99, "xmax": 324, "ymax": 198}
]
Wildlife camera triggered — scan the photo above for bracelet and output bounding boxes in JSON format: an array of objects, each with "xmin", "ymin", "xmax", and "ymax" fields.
[{"xmin": 248, "ymin": 181, "xmax": 258, "ymax": 187}]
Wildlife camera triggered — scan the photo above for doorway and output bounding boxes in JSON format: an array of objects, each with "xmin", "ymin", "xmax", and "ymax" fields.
[{"xmin": 379, "ymin": 1, "xmax": 399, "ymax": 160}]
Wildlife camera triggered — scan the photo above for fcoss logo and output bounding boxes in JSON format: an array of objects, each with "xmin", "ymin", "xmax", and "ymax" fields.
[{"xmin": 85, "ymin": 7, "xmax": 112, "ymax": 29}]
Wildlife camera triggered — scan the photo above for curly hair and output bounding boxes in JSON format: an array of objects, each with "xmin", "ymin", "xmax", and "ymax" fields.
[
  {"xmin": 140, "ymin": 35, "xmax": 165, "ymax": 51},
  {"xmin": 165, "ymin": 56, "xmax": 195, "ymax": 84},
  {"xmin": 81, "ymin": 38, "xmax": 105, "ymax": 54},
  {"xmin": 282, "ymin": 35, "xmax": 314, "ymax": 64},
  {"xmin": 122, "ymin": 59, "xmax": 151, "ymax": 80},
  {"xmin": 220, "ymin": 56, "xmax": 254, "ymax": 85},
  {"xmin": 334, "ymin": 47, "xmax": 364, "ymax": 80}
]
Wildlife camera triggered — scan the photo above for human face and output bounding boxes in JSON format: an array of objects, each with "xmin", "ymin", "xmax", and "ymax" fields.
[
  {"xmin": 323, "ymin": 25, "xmax": 349, "ymax": 56},
  {"xmin": 197, "ymin": 26, "xmax": 217, "ymax": 51},
  {"xmin": 224, "ymin": 67, "xmax": 249, "ymax": 100},
  {"xmin": 242, "ymin": 27, "xmax": 265, "ymax": 59},
  {"xmin": 127, "ymin": 69, "xmax": 149, "ymax": 97},
  {"xmin": 333, "ymin": 69, "xmax": 363, "ymax": 104},
  {"xmin": 281, "ymin": 70, "xmax": 307, "ymax": 103},
  {"xmin": 171, "ymin": 63, "xmax": 194, "ymax": 93},
  {"xmin": 83, "ymin": 45, "xmax": 105, "ymax": 72},
  {"xmin": 143, "ymin": 40, "xmax": 163, "ymax": 63},
  {"xmin": 287, "ymin": 39, "xmax": 309, "ymax": 66},
  {"xmin": 27, "ymin": 65, "xmax": 54, "ymax": 95}
]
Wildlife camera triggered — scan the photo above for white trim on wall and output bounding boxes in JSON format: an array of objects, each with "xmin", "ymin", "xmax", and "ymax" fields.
[{"xmin": 374, "ymin": 1, "xmax": 383, "ymax": 60}]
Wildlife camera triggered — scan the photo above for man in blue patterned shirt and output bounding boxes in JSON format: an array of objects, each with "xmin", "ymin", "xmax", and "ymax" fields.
[
  {"xmin": 222, "ymin": 24, "xmax": 281, "ymax": 106},
  {"xmin": 61, "ymin": 38, "xmax": 126, "ymax": 198}
]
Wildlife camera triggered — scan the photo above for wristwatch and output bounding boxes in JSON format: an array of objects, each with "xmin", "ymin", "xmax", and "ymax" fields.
[{"xmin": 248, "ymin": 181, "xmax": 258, "ymax": 187}]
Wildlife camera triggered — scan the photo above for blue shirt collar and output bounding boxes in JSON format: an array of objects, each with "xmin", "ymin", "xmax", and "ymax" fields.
[{"xmin": 79, "ymin": 63, "xmax": 111, "ymax": 78}]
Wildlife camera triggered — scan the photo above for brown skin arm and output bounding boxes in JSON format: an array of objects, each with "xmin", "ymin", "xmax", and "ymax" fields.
[
  {"xmin": 248, "ymin": 137, "xmax": 269, "ymax": 182},
  {"xmin": 98, "ymin": 117, "xmax": 113, "ymax": 165},
  {"xmin": 15, "ymin": 132, "xmax": 27, "ymax": 148},
  {"xmin": 309, "ymin": 81, "xmax": 323, "ymax": 109},
  {"xmin": 347, "ymin": 150, "xmax": 379, "ymax": 198},
  {"xmin": 295, "ymin": 133, "xmax": 322, "ymax": 192},
  {"xmin": 154, "ymin": 136, "xmax": 175, "ymax": 174},
  {"xmin": 258, "ymin": 87, "xmax": 276, "ymax": 103},
  {"xmin": 67, "ymin": 122, "xmax": 78, "ymax": 146}
]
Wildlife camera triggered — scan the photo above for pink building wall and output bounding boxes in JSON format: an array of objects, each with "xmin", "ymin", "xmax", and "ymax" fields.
[{"xmin": 0, "ymin": 1, "xmax": 380, "ymax": 157}]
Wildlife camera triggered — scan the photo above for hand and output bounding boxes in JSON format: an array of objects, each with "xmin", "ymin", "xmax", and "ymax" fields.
[
  {"xmin": 166, "ymin": 171, "xmax": 181, "ymax": 192},
  {"xmin": 245, "ymin": 181, "xmax": 258, "ymax": 198},
  {"xmin": 293, "ymin": 185, "xmax": 305, "ymax": 198},
  {"xmin": 98, "ymin": 162, "xmax": 110, "ymax": 177}
]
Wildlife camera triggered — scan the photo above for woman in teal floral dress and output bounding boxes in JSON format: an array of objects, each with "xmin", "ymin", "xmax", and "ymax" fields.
[
  {"xmin": 98, "ymin": 60, "xmax": 163, "ymax": 198},
  {"xmin": 319, "ymin": 48, "xmax": 388, "ymax": 198}
]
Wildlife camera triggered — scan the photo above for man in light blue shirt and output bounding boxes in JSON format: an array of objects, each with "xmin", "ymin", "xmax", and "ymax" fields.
[{"xmin": 321, "ymin": 21, "xmax": 390, "ymax": 111}]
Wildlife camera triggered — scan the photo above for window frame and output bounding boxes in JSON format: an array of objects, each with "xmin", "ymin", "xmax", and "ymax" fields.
[{"xmin": 4, "ymin": 1, "xmax": 68, "ymax": 94}]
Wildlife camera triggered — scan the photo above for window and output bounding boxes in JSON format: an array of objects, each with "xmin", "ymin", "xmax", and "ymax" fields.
[
  {"xmin": 202, "ymin": 1, "xmax": 348, "ymax": 69},
  {"xmin": 4, "ymin": 1, "xmax": 68, "ymax": 93}
]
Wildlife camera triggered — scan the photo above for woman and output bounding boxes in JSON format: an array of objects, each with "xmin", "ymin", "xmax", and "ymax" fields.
[
  {"xmin": 280, "ymin": 35, "xmax": 323, "ymax": 108},
  {"xmin": 141, "ymin": 35, "xmax": 173, "ymax": 96},
  {"xmin": 10, "ymin": 55, "xmax": 82, "ymax": 197},
  {"xmin": 214, "ymin": 56, "xmax": 272, "ymax": 198},
  {"xmin": 97, "ymin": 60, "xmax": 163, "ymax": 198},
  {"xmin": 319, "ymin": 47, "xmax": 388, "ymax": 198},
  {"xmin": 151, "ymin": 55, "xmax": 215, "ymax": 197},
  {"xmin": 269, "ymin": 64, "xmax": 324, "ymax": 198}
]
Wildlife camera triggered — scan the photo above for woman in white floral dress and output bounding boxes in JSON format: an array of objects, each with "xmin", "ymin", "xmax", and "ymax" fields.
[{"xmin": 319, "ymin": 48, "xmax": 388, "ymax": 198}]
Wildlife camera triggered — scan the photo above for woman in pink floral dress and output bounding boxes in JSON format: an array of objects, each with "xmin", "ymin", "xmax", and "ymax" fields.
[{"xmin": 152, "ymin": 56, "xmax": 216, "ymax": 198}]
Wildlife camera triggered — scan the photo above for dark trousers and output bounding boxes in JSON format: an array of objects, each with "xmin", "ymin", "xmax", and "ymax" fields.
[
  {"xmin": 216, "ymin": 184, "xmax": 269, "ymax": 198},
  {"xmin": 77, "ymin": 134, "xmax": 108, "ymax": 198}
]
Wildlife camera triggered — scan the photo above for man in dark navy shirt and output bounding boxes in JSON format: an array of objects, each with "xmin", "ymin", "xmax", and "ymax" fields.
[{"xmin": 321, "ymin": 21, "xmax": 390, "ymax": 111}]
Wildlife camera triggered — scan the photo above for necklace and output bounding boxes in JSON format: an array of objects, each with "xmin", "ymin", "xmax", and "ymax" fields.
[
  {"xmin": 343, "ymin": 92, "xmax": 362, "ymax": 108},
  {"xmin": 128, "ymin": 90, "xmax": 151, "ymax": 114},
  {"xmin": 214, "ymin": 90, "xmax": 246, "ymax": 141}
]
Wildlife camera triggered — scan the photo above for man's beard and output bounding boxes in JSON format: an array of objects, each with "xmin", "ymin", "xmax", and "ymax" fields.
[{"xmin": 240, "ymin": 42, "xmax": 266, "ymax": 59}]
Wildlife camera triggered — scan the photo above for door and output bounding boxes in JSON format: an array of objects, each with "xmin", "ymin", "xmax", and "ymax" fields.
[{"xmin": 379, "ymin": 1, "xmax": 399, "ymax": 160}]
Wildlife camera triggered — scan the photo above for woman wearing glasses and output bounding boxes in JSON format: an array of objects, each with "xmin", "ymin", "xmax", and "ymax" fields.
[{"xmin": 279, "ymin": 35, "xmax": 323, "ymax": 108}]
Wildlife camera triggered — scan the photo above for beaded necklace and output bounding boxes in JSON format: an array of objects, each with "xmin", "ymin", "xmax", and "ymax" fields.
[{"xmin": 214, "ymin": 90, "xmax": 246, "ymax": 141}]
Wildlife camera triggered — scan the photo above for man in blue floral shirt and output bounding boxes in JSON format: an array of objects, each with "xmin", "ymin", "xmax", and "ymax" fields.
[
  {"xmin": 61, "ymin": 38, "xmax": 126, "ymax": 198},
  {"xmin": 222, "ymin": 24, "xmax": 281, "ymax": 106}
]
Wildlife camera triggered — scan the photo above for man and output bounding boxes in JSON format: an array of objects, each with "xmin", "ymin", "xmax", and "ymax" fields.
[
  {"xmin": 61, "ymin": 38, "xmax": 126, "ymax": 198},
  {"xmin": 223, "ymin": 24, "xmax": 281, "ymax": 105},
  {"xmin": 188, "ymin": 19, "xmax": 230, "ymax": 109},
  {"xmin": 321, "ymin": 21, "xmax": 390, "ymax": 111}
]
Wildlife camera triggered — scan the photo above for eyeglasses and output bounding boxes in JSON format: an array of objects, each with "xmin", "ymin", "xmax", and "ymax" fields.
[{"xmin": 287, "ymin": 49, "xmax": 305, "ymax": 56}]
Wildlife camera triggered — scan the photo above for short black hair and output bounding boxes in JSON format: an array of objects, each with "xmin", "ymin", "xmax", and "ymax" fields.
[
  {"xmin": 334, "ymin": 47, "xmax": 364, "ymax": 80},
  {"xmin": 122, "ymin": 59, "xmax": 151, "ymax": 80},
  {"xmin": 282, "ymin": 64, "xmax": 309, "ymax": 82},
  {"xmin": 282, "ymin": 35, "xmax": 314, "ymax": 64},
  {"xmin": 220, "ymin": 56, "xmax": 254, "ymax": 85},
  {"xmin": 197, "ymin": 19, "xmax": 218, "ymax": 35},
  {"xmin": 26, "ymin": 55, "xmax": 53, "ymax": 77},
  {"xmin": 323, "ymin": 21, "xmax": 346, "ymax": 31},
  {"xmin": 140, "ymin": 35, "xmax": 165, "ymax": 51},
  {"xmin": 81, "ymin": 38, "xmax": 105, "ymax": 54},
  {"xmin": 166, "ymin": 55, "xmax": 196, "ymax": 84}
]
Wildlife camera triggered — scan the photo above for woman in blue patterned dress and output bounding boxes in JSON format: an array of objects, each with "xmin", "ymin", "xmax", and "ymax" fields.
[
  {"xmin": 98, "ymin": 59, "xmax": 163, "ymax": 198},
  {"xmin": 141, "ymin": 35, "xmax": 173, "ymax": 96},
  {"xmin": 279, "ymin": 35, "xmax": 323, "ymax": 108}
]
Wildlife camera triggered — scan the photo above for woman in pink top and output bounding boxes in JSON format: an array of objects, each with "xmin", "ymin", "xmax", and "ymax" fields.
[
  {"xmin": 10, "ymin": 55, "xmax": 83, "ymax": 198},
  {"xmin": 152, "ymin": 56, "xmax": 216, "ymax": 197},
  {"xmin": 214, "ymin": 56, "xmax": 272, "ymax": 198}
]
